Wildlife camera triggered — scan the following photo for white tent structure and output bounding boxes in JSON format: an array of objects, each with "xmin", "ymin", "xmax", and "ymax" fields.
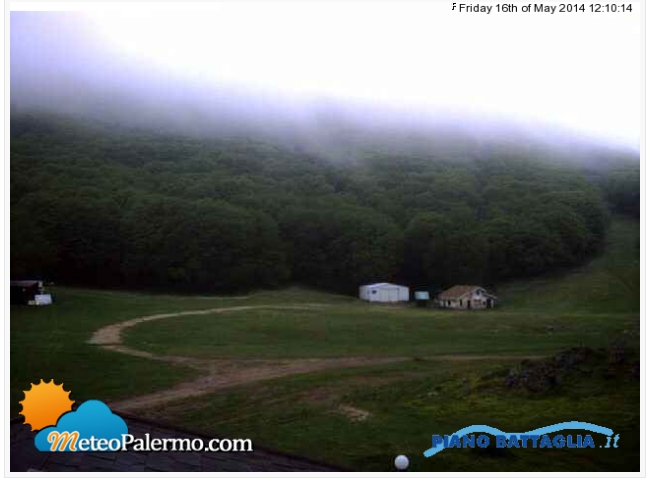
[{"xmin": 359, "ymin": 283, "xmax": 410, "ymax": 303}]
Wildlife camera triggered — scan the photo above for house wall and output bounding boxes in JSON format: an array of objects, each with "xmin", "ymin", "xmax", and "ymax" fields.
[{"xmin": 439, "ymin": 290, "xmax": 494, "ymax": 309}]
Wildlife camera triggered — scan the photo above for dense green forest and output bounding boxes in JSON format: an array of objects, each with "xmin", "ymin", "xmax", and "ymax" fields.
[{"xmin": 10, "ymin": 114, "xmax": 639, "ymax": 293}]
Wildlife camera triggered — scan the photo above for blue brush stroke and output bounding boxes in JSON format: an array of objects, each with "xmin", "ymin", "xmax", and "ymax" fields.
[{"xmin": 423, "ymin": 421, "xmax": 613, "ymax": 458}]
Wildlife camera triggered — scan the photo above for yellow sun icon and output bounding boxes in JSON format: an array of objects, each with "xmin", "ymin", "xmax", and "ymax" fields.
[{"xmin": 19, "ymin": 380, "xmax": 75, "ymax": 432}]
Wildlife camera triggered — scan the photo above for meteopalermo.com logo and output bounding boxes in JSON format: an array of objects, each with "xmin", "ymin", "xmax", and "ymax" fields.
[
  {"xmin": 20, "ymin": 380, "xmax": 252, "ymax": 453},
  {"xmin": 424, "ymin": 422, "xmax": 619, "ymax": 458}
]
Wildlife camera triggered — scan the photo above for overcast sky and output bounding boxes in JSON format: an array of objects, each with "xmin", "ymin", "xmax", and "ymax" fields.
[{"xmin": 10, "ymin": 3, "xmax": 641, "ymax": 150}]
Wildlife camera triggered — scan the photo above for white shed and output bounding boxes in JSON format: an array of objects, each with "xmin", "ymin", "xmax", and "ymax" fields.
[{"xmin": 359, "ymin": 283, "xmax": 410, "ymax": 303}]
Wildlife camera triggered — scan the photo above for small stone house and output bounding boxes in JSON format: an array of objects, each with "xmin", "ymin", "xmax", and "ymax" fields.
[{"xmin": 436, "ymin": 285, "xmax": 496, "ymax": 309}]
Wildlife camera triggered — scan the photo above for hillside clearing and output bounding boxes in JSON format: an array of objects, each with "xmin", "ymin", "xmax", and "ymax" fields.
[{"xmin": 10, "ymin": 218, "xmax": 639, "ymax": 471}]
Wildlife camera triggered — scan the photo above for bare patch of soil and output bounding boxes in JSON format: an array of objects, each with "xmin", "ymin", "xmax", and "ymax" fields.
[
  {"xmin": 108, "ymin": 356, "xmax": 408, "ymax": 412},
  {"xmin": 337, "ymin": 405, "xmax": 371, "ymax": 422}
]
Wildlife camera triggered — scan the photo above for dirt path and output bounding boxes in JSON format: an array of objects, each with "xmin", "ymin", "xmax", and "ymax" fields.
[
  {"xmin": 89, "ymin": 304, "xmax": 328, "ymax": 347},
  {"xmin": 90, "ymin": 304, "xmax": 407, "ymax": 411},
  {"xmin": 108, "ymin": 356, "xmax": 409, "ymax": 412},
  {"xmin": 89, "ymin": 304, "xmax": 543, "ymax": 412}
]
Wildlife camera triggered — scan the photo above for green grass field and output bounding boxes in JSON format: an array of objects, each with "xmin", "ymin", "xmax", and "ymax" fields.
[
  {"xmin": 10, "ymin": 217, "xmax": 640, "ymax": 471},
  {"xmin": 136, "ymin": 355, "xmax": 639, "ymax": 472},
  {"xmin": 124, "ymin": 306, "xmax": 637, "ymax": 359}
]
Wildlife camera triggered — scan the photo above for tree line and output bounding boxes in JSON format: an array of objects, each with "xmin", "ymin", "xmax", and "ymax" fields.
[{"xmin": 10, "ymin": 114, "xmax": 637, "ymax": 293}]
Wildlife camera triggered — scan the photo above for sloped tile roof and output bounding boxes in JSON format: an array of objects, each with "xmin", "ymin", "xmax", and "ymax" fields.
[{"xmin": 437, "ymin": 285, "xmax": 481, "ymax": 300}]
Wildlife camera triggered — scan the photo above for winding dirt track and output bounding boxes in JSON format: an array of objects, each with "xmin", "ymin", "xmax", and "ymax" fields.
[{"xmin": 88, "ymin": 305, "xmax": 542, "ymax": 412}]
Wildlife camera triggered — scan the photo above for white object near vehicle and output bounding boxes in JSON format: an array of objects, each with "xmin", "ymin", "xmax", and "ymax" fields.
[
  {"xmin": 33, "ymin": 294, "xmax": 53, "ymax": 306},
  {"xmin": 359, "ymin": 283, "xmax": 409, "ymax": 303}
]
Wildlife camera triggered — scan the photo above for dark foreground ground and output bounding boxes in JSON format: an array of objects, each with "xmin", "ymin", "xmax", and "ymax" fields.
[{"xmin": 10, "ymin": 414, "xmax": 342, "ymax": 472}]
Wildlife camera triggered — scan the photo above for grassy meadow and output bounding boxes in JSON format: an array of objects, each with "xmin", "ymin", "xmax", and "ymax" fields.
[
  {"xmin": 10, "ymin": 217, "xmax": 640, "ymax": 471},
  {"xmin": 135, "ymin": 355, "xmax": 639, "ymax": 472}
]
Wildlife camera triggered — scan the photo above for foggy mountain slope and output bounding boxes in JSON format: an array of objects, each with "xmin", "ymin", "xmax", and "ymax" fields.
[
  {"xmin": 11, "ymin": 97, "xmax": 638, "ymax": 171},
  {"xmin": 10, "ymin": 10, "xmax": 639, "ymax": 294},
  {"xmin": 10, "ymin": 111, "xmax": 639, "ymax": 293},
  {"xmin": 11, "ymin": 13, "xmax": 637, "ymax": 168}
]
